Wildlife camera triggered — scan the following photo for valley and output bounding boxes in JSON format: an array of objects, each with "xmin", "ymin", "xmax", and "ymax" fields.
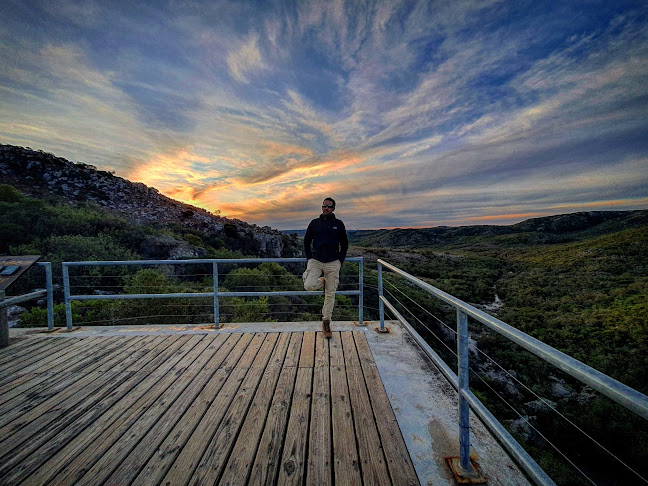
[{"xmin": 2, "ymin": 144, "xmax": 647, "ymax": 485}]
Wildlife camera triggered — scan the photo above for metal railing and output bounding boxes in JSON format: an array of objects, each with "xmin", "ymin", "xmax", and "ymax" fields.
[
  {"xmin": 377, "ymin": 259, "xmax": 648, "ymax": 486},
  {"xmin": 0, "ymin": 262, "xmax": 54, "ymax": 345},
  {"xmin": 62, "ymin": 257, "xmax": 363, "ymax": 329}
]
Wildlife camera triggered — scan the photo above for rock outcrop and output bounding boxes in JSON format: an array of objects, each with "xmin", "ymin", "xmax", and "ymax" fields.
[{"xmin": 0, "ymin": 144, "xmax": 300, "ymax": 258}]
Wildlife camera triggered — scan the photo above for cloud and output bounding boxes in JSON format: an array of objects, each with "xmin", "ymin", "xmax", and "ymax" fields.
[
  {"xmin": 0, "ymin": 40, "xmax": 158, "ymax": 169},
  {"xmin": 1, "ymin": 1, "xmax": 647, "ymax": 230},
  {"xmin": 226, "ymin": 33, "xmax": 266, "ymax": 83}
]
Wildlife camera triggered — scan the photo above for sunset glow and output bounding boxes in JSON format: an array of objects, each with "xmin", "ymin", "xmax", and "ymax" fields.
[{"xmin": 1, "ymin": 1, "xmax": 647, "ymax": 229}]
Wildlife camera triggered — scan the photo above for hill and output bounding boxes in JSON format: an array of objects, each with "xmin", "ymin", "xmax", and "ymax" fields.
[
  {"xmin": 0, "ymin": 144, "xmax": 299, "ymax": 259},
  {"xmin": 348, "ymin": 210, "xmax": 648, "ymax": 248}
]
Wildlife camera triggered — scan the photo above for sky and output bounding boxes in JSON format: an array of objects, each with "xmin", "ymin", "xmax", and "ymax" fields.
[{"xmin": 1, "ymin": 1, "xmax": 647, "ymax": 230}]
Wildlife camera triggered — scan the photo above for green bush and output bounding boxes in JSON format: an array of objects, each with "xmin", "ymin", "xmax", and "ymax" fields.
[{"xmin": 0, "ymin": 184, "xmax": 24, "ymax": 202}]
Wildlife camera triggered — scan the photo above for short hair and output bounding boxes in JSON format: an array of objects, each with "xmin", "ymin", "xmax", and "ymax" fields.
[{"xmin": 323, "ymin": 197, "xmax": 336, "ymax": 207}]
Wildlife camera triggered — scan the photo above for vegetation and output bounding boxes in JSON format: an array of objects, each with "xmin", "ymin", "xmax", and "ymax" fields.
[
  {"xmin": 1, "ymin": 185, "xmax": 359, "ymax": 326},
  {"xmin": 352, "ymin": 216, "xmax": 648, "ymax": 485},
  {"xmin": 4, "ymin": 182, "xmax": 647, "ymax": 484}
]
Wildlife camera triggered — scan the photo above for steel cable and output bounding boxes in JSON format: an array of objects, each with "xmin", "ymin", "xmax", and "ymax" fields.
[{"xmin": 382, "ymin": 278, "xmax": 648, "ymax": 485}]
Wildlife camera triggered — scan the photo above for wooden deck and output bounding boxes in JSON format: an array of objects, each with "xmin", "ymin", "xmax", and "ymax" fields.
[{"xmin": 0, "ymin": 331, "xmax": 419, "ymax": 485}]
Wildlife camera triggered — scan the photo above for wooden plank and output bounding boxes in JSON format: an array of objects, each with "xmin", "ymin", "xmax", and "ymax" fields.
[
  {"xmin": 0, "ymin": 335, "xmax": 151, "ymax": 432},
  {"xmin": 103, "ymin": 333, "xmax": 241, "ymax": 486},
  {"xmin": 330, "ymin": 331, "xmax": 362, "ymax": 485},
  {"xmin": 188, "ymin": 333, "xmax": 282, "ymax": 485},
  {"xmin": 155, "ymin": 333, "xmax": 266, "ymax": 486},
  {"xmin": 0, "ymin": 336, "xmax": 169, "ymax": 482},
  {"xmin": 211, "ymin": 333, "xmax": 253, "ymax": 370},
  {"xmin": 250, "ymin": 333, "xmax": 279, "ymax": 368},
  {"xmin": 0, "ymin": 336, "xmax": 77, "ymax": 374},
  {"xmin": 203, "ymin": 333, "xmax": 240, "ymax": 369},
  {"xmin": 0, "ymin": 373, "xmax": 35, "ymax": 405},
  {"xmin": 0, "ymin": 335, "xmax": 59, "ymax": 364},
  {"xmin": 11, "ymin": 336, "xmax": 108, "ymax": 376},
  {"xmin": 248, "ymin": 332, "xmax": 302, "ymax": 486},
  {"xmin": 314, "ymin": 329, "xmax": 329, "ymax": 368},
  {"xmin": 342, "ymin": 331, "xmax": 392, "ymax": 485},
  {"xmin": 128, "ymin": 333, "xmax": 252, "ymax": 486},
  {"xmin": 219, "ymin": 333, "xmax": 290, "ymax": 485},
  {"xmin": 0, "ymin": 337, "xmax": 73, "ymax": 381},
  {"xmin": 262, "ymin": 332, "xmax": 290, "ymax": 368},
  {"xmin": 2, "ymin": 336, "xmax": 106, "ymax": 373},
  {"xmin": 0, "ymin": 336, "xmax": 134, "ymax": 415},
  {"xmin": 354, "ymin": 331, "xmax": 420, "ymax": 486},
  {"xmin": 236, "ymin": 332, "xmax": 266, "ymax": 368},
  {"xmin": 11, "ymin": 334, "xmax": 198, "ymax": 486},
  {"xmin": 276, "ymin": 365, "xmax": 313, "ymax": 485},
  {"xmin": 153, "ymin": 371, "xmax": 249, "ymax": 486},
  {"xmin": 34, "ymin": 334, "xmax": 208, "ymax": 486},
  {"xmin": 0, "ymin": 329, "xmax": 422, "ymax": 486},
  {"xmin": 139, "ymin": 334, "xmax": 201, "ymax": 374},
  {"xmin": 0, "ymin": 336, "xmax": 53, "ymax": 366},
  {"xmin": 65, "ymin": 335, "xmax": 221, "ymax": 486},
  {"xmin": 283, "ymin": 332, "xmax": 302, "ymax": 368},
  {"xmin": 299, "ymin": 330, "xmax": 315, "ymax": 368},
  {"xmin": 307, "ymin": 332, "xmax": 332, "ymax": 484},
  {"xmin": 0, "ymin": 336, "xmax": 150, "ymax": 451},
  {"xmin": 94, "ymin": 336, "xmax": 162, "ymax": 372},
  {"xmin": 0, "ymin": 337, "xmax": 149, "ymax": 438},
  {"xmin": 0, "ymin": 336, "xmax": 112, "ymax": 405},
  {"xmin": 0, "ymin": 335, "xmax": 46, "ymax": 358}
]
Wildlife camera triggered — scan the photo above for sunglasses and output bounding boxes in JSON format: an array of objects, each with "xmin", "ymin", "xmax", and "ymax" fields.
[{"xmin": 322, "ymin": 204, "xmax": 334, "ymax": 208}]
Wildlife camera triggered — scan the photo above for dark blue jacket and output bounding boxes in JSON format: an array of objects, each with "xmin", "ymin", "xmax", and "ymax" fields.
[{"xmin": 304, "ymin": 213, "xmax": 348, "ymax": 263}]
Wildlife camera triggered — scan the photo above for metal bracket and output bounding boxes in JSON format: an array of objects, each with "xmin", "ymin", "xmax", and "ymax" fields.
[{"xmin": 445, "ymin": 457, "xmax": 487, "ymax": 485}]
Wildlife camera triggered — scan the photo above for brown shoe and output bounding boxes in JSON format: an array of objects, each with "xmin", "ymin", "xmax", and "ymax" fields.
[{"xmin": 322, "ymin": 319, "xmax": 332, "ymax": 339}]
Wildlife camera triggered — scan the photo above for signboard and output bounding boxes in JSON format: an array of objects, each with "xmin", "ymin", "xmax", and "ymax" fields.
[{"xmin": 0, "ymin": 255, "xmax": 41, "ymax": 291}]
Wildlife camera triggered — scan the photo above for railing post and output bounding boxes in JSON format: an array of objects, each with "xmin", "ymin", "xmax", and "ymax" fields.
[
  {"xmin": 62, "ymin": 263, "xmax": 73, "ymax": 330},
  {"xmin": 358, "ymin": 258, "xmax": 364, "ymax": 325},
  {"xmin": 457, "ymin": 309, "xmax": 473, "ymax": 473},
  {"xmin": 0, "ymin": 290, "xmax": 7, "ymax": 347},
  {"xmin": 43, "ymin": 262, "xmax": 54, "ymax": 330},
  {"xmin": 378, "ymin": 262, "xmax": 385, "ymax": 331},
  {"xmin": 213, "ymin": 262, "xmax": 220, "ymax": 328}
]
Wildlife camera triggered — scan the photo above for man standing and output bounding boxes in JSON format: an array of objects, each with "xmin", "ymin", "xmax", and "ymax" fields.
[{"xmin": 303, "ymin": 197, "xmax": 348, "ymax": 338}]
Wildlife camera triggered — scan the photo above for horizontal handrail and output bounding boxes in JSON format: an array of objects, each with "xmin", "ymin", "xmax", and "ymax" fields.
[
  {"xmin": 68, "ymin": 290, "xmax": 361, "ymax": 301},
  {"xmin": 377, "ymin": 259, "xmax": 648, "ymax": 421},
  {"xmin": 0, "ymin": 290, "xmax": 47, "ymax": 307},
  {"xmin": 63, "ymin": 257, "xmax": 362, "ymax": 266},
  {"xmin": 377, "ymin": 258, "xmax": 648, "ymax": 486}
]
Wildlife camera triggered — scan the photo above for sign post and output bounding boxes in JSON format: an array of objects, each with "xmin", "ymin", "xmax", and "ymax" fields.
[{"xmin": 0, "ymin": 255, "xmax": 41, "ymax": 346}]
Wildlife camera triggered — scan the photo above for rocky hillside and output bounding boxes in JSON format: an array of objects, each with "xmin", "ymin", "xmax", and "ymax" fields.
[{"xmin": 0, "ymin": 144, "xmax": 300, "ymax": 258}]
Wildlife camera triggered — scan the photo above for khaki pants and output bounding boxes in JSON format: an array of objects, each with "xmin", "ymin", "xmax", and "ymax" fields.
[{"xmin": 303, "ymin": 259, "xmax": 341, "ymax": 320}]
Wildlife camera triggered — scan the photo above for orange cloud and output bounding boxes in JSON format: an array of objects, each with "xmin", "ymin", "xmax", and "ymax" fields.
[
  {"xmin": 239, "ymin": 150, "xmax": 365, "ymax": 187},
  {"xmin": 205, "ymin": 178, "xmax": 346, "ymax": 223},
  {"xmin": 550, "ymin": 198, "xmax": 648, "ymax": 209},
  {"xmin": 128, "ymin": 149, "xmax": 215, "ymax": 185},
  {"xmin": 467, "ymin": 212, "xmax": 547, "ymax": 222},
  {"xmin": 261, "ymin": 141, "xmax": 313, "ymax": 158}
]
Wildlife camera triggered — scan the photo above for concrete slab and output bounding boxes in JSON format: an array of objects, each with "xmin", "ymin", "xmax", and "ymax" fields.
[{"xmin": 363, "ymin": 321, "xmax": 532, "ymax": 486}]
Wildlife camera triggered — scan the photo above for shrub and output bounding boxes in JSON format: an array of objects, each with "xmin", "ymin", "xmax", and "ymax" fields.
[{"xmin": 0, "ymin": 184, "xmax": 24, "ymax": 202}]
